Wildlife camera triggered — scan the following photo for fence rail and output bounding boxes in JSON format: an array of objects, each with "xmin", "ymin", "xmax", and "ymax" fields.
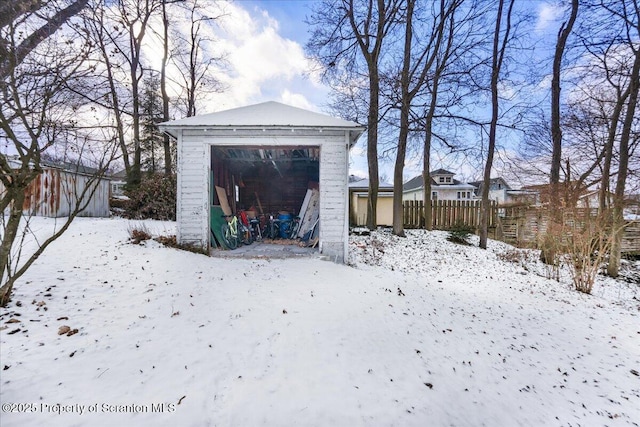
[
  {"xmin": 496, "ymin": 206, "xmax": 639, "ymax": 254},
  {"xmin": 403, "ymin": 200, "xmax": 497, "ymax": 230},
  {"xmin": 402, "ymin": 201, "xmax": 639, "ymax": 254}
]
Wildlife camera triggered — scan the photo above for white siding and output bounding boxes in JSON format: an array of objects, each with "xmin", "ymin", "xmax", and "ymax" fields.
[
  {"xmin": 318, "ymin": 136, "xmax": 348, "ymax": 262},
  {"xmin": 176, "ymin": 132, "xmax": 208, "ymax": 247},
  {"xmin": 175, "ymin": 129, "xmax": 351, "ymax": 261}
]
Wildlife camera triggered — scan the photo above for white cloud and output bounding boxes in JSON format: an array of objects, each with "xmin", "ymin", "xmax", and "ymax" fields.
[
  {"xmin": 535, "ymin": 2, "xmax": 564, "ymax": 33},
  {"xmin": 204, "ymin": 3, "xmax": 324, "ymax": 110},
  {"xmin": 279, "ymin": 89, "xmax": 315, "ymax": 111}
]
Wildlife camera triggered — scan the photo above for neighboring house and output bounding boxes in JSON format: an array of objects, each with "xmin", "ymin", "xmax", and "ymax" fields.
[
  {"xmin": 159, "ymin": 101, "xmax": 365, "ymax": 263},
  {"xmin": 348, "ymin": 175, "xmax": 394, "ymax": 227},
  {"xmin": 109, "ymin": 169, "xmax": 127, "ymax": 198},
  {"xmin": 577, "ymin": 189, "xmax": 610, "ymax": 209},
  {"xmin": 1, "ymin": 157, "xmax": 110, "ymax": 218},
  {"xmin": 522, "ymin": 182, "xmax": 604, "ymax": 208},
  {"xmin": 403, "ymin": 169, "xmax": 476, "ymax": 202},
  {"xmin": 470, "ymin": 177, "xmax": 539, "ymax": 206}
]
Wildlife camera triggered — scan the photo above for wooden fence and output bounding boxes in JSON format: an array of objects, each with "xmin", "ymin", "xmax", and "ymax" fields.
[
  {"xmin": 497, "ymin": 205, "xmax": 640, "ymax": 254},
  {"xmin": 402, "ymin": 201, "xmax": 639, "ymax": 254},
  {"xmin": 403, "ymin": 200, "xmax": 498, "ymax": 230}
]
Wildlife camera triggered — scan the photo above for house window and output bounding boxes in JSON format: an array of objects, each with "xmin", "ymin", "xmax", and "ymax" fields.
[
  {"xmin": 445, "ymin": 176, "xmax": 452, "ymax": 183},
  {"xmin": 431, "ymin": 191, "xmax": 438, "ymax": 201},
  {"xmin": 457, "ymin": 191, "xmax": 471, "ymax": 199},
  {"xmin": 438, "ymin": 177, "xmax": 445, "ymax": 183}
]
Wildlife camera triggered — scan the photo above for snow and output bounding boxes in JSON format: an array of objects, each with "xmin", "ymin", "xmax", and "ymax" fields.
[
  {"xmin": 1, "ymin": 218, "xmax": 639, "ymax": 427},
  {"xmin": 160, "ymin": 101, "xmax": 363, "ymax": 129}
]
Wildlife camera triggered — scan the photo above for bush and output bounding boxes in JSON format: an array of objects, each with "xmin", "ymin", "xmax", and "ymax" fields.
[
  {"xmin": 447, "ymin": 221, "xmax": 475, "ymax": 245},
  {"xmin": 128, "ymin": 224, "xmax": 152, "ymax": 244},
  {"xmin": 122, "ymin": 173, "xmax": 176, "ymax": 220},
  {"xmin": 155, "ymin": 235, "xmax": 208, "ymax": 255}
]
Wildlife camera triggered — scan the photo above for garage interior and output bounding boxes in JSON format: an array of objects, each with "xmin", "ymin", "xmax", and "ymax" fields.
[{"xmin": 209, "ymin": 145, "xmax": 321, "ymax": 253}]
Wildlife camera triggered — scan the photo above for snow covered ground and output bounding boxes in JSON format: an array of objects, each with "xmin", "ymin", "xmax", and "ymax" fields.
[{"xmin": 1, "ymin": 218, "xmax": 639, "ymax": 427}]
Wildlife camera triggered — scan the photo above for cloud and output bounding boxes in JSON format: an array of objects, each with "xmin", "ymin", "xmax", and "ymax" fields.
[
  {"xmin": 279, "ymin": 89, "xmax": 315, "ymax": 111},
  {"xmin": 205, "ymin": 3, "xmax": 324, "ymax": 110},
  {"xmin": 535, "ymin": 2, "xmax": 564, "ymax": 33}
]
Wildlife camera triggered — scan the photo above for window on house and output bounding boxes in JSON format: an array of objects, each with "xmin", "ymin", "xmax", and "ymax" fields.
[
  {"xmin": 438, "ymin": 177, "xmax": 445, "ymax": 183},
  {"xmin": 457, "ymin": 191, "xmax": 471, "ymax": 199},
  {"xmin": 431, "ymin": 191, "xmax": 438, "ymax": 201},
  {"xmin": 445, "ymin": 176, "xmax": 452, "ymax": 183}
]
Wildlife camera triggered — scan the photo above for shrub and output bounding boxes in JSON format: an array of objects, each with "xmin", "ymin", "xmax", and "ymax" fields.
[
  {"xmin": 123, "ymin": 173, "xmax": 176, "ymax": 220},
  {"xmin": 447, "ymin": 221, "xmax": 475, "ymax": 245},
  {"xmin": 562, "ymin": 213, "xmax": 615, "ymax": 294},
  {"xmin": 128, "ymin": 224, "xmax": 152, "ymax": 244},
  {"xmin": 497, "ymin": 248, "xmax": 537, "ymax": 270},
  {"xmin": 155, "ymin": 235, "xmax": 208, "ymax": 255}
]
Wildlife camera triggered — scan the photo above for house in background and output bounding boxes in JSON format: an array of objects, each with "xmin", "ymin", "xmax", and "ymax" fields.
[
  {"xmin": 403, "ymin": 169, "xmax": 476, "ymax": 202},
  {"xmin": 349, "ymin": 175, "xmax": 394, "ymax": 226},
  {"xmin": 521, "ymin": 182, "xmax": 603, "ymax": 208},
  {"xmin": 109, "ymin": 169, "xmax": 127, "ymax": 198},
  {"xmin": 470, "ymin": 177, "xmax": 539, "ymax": 206}
]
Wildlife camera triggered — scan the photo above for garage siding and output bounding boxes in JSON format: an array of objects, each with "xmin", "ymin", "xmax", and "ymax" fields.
[
  {"xmin": 177, "ymin": 132, "xmax": 208, "ymax": 247},
  {"xmin": 318, "ymin": 137, "xmax": 348, "ymax": 262}
]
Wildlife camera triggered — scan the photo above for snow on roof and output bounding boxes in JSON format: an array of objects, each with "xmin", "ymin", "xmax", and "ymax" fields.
[
  {"xmin": 348, "ymin": 177, "xmax": 393, "ymax": 190},
  {"xmin": 160, "ymin": 101, "xmax": 364, "ymax": 130}
]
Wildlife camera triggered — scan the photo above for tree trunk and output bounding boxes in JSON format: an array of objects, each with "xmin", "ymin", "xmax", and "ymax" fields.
[
  {"xmin": 366, "ymin": 74, "xmax": 380, "ymax": 230},
  {"xmin": 161, "ymin": 0, "xmax": 172, "ymax": 175},
  {"xmin": 607, "ymin": 46, "xmax": 639, "ymax": 277},
  {"xmin": 0, "ymin": 188, "xmax": 26, "ymax": 305},
  {"xmin": 423, "ymin": 143, "xmax": 432, "ymax": 231},
  {"xmin": 549, "ymin": 0, "xmax": 578, "ymax": 220},
  {"xmin": 542, "ymin": 0, "xmax": 578, "ymax": 263},
  {"xmin": 392, "ymin": 0, "xmax": 414, "ymax": 237},
  {"xmin": 480, "ymin": 0, "xmax": 514, "ymax": 249}
]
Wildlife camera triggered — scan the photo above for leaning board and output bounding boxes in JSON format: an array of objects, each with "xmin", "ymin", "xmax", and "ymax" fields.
[
  {"xmin": 210, "ymin": 205, "xmax": 230, "ymax": 250},
  {"xmin": 215, "ymin": 186, "xmax": 232, "ymax": 216}
]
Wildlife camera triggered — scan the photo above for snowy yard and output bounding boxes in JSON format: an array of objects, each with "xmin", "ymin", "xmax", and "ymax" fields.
[{"xmin": 1, "ymin": 218, "xmax": 639, "ymax": 427}]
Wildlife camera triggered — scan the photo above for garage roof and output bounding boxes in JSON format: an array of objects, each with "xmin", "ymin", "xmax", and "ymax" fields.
[{"xmin": 160, "ymin": 101, "xmax": 365, "ymax": 143}]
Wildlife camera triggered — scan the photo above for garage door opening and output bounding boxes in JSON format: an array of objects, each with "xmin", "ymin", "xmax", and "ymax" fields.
[{"xmin": 209, "ymin": 144, "xmax": 321, "ymax": 256}]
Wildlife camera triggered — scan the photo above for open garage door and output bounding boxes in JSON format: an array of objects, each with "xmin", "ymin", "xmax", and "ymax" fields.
[{"xmin": 209, "ymin": 145, "xmax": 321, "ymax": 250}]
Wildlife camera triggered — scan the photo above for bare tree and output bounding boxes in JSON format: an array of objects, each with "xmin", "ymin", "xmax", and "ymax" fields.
[
  {"xmin": 390, "ymin": 0, "xmax": 464, "ymax": 236},
  {"xmin": 171, "ymin": 0, "xmax": 225, "ymax": 119},
  {"xmin": 307, "ymin": 0, "xmax": 403, "ymax": 230},
  {"xmin": 0, "ymin": 1, "xmax": 115, "ymax": 306},
  {"xmin": 0, "ymin": 0, "xmax": 89, "ymax": 80},
  {"xmin": 479, "ymin": 0, "xmax": 515, "ymax": 249},
  {"xmin": 548, "ymin": 0, "xmax": 579, "ymax": 220}
]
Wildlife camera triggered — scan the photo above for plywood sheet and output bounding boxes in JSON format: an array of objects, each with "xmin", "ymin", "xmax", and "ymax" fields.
[{"xmin": 215, "ymin": 186, "xmax": 232, "ymax": 216}]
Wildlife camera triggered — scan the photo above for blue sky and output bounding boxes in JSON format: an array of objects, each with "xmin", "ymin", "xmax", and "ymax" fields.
[{"xmin": 213, "ymin": 0, "xmax": 567, "ymax": 184}]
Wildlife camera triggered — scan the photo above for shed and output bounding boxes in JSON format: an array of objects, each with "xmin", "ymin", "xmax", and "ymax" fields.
[
  {"xmin": 160, "ymin": 101, "xmax": 365, "ymax": 263},
  {"xmin": 2, "ymin": 157, "xmax": 111, "ymax": 218}
]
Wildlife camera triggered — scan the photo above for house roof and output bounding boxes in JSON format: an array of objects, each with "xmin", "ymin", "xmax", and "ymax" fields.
[
  {"xmin": 403, "ymin": 173, "xmax": 472, "ymax": 191},
  {"xmin": 431, "ymin": 168, "xmax": 455, "ymax": 176},
  {"xmin": 6, "ymin": 155, "xmax": 107, "ymax": 179},
  {"xmin": 469, "ymin": 177, "xmax": 512, "ymax": 195},
  {"xmin": 159, "ymin": 101, "xmax": 365, "ymax": 143},
  {"xmin": 348, "ymin": 176, "xmax": 393, "ymax": 190},
  {"xmin": 403, "ymin": 175, "xmax": 424, "ymax": 191}
]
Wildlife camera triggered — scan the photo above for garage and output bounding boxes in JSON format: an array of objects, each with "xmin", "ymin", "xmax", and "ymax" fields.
[{"xmin": 160, "ymin": 101, "xmax": 365, "ymax": 263}]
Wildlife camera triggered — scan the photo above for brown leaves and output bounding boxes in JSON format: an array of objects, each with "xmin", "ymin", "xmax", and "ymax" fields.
[{"xmin": 58, "ymin": 325, "xmax": 78, "ymax": 336}]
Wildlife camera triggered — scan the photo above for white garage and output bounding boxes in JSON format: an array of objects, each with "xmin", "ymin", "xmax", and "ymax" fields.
[{"xmin": 160, "ymin": 101, "xmax": 365, "ymax": 263}]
